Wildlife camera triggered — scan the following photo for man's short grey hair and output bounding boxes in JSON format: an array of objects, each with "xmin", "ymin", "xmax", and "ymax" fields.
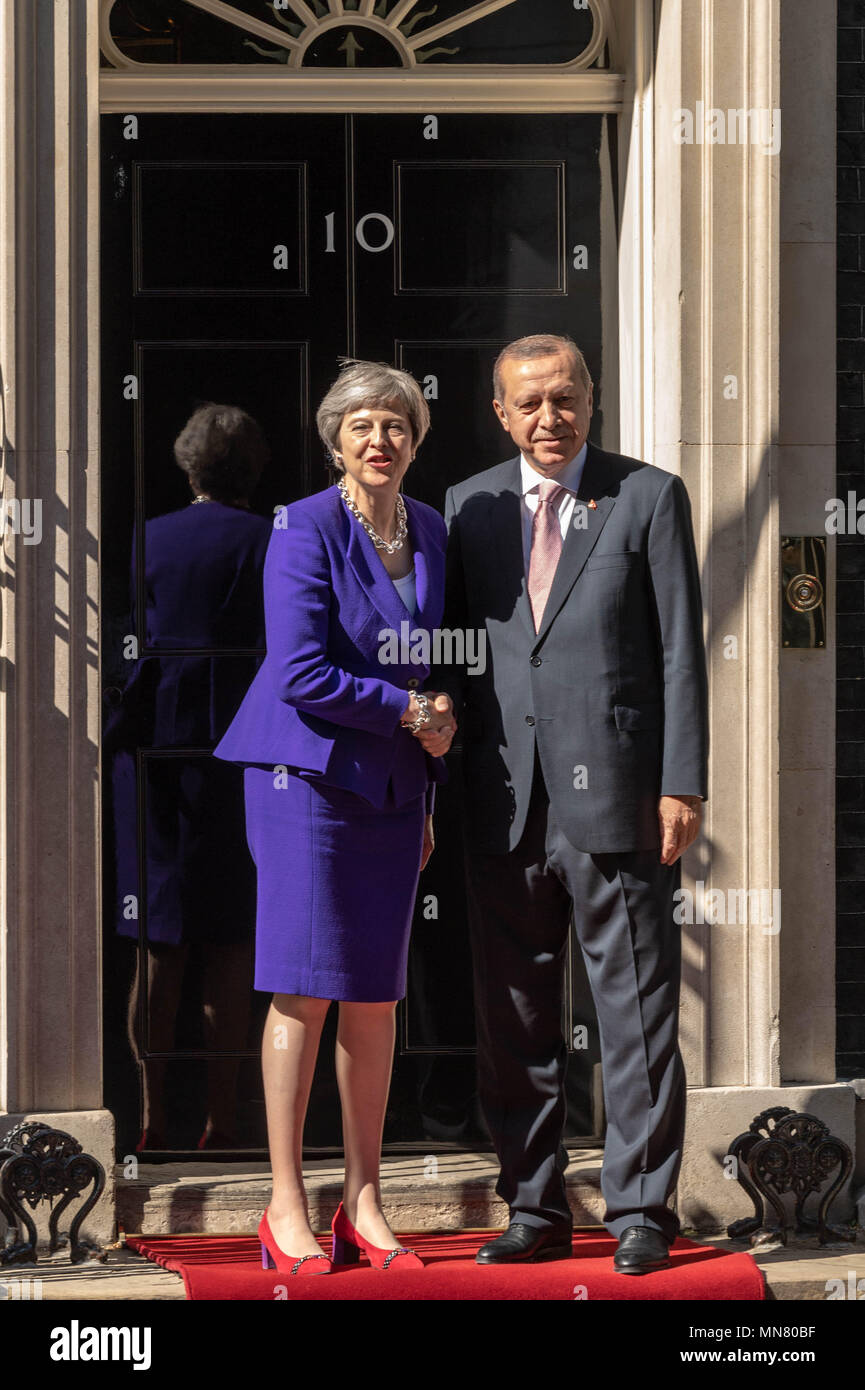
[
  {"xmin": 493, "ymin": 334, "xmax": 592, "ymax": 401},
  {"xmin": 316, "ymin": 359, "xmax": 431, "ymax": 471}
]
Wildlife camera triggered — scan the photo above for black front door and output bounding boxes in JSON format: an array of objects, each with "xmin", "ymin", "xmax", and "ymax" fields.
[{"xmin": 100, "ymin": 110, "xmax": 610, "ymax": 1157}]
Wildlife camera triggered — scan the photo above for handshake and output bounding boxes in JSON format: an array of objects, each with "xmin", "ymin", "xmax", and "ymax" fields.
[{"xmin": 400, "ymin": 690, "xmax": 457, "ymax": 758}]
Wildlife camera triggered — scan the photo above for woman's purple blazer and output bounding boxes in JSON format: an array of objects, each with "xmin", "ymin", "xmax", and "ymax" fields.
[{"xmin": 212, "ymin": 484, "xmax": 448, "ymax": 811}]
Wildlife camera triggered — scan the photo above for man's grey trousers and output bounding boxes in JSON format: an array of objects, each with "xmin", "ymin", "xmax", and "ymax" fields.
[{"xmin": 465, "ymin": 752, "xmax": 686, "ymax": 1242}]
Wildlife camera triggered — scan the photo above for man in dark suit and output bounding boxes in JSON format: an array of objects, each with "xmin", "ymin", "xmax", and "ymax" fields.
[{"xmin": 426, "ymin": 334, "xmax": 708, "ymax": 1273}]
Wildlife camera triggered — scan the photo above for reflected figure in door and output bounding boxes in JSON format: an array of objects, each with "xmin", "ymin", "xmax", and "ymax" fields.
[{"xmin": 105, "ymin": 403, "xmax": 273, "ymax": 1152}]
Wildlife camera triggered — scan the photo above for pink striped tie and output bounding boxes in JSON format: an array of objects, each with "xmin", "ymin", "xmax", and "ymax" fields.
[{"xmin": 527, "ymin": 479, "xmax": 566, "ymax": 632}]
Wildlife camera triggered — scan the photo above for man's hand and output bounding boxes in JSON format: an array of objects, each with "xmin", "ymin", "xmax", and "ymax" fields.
[
  {"xmin": 420, "ymin": 814, "xmax": 435, "ymax": 870},
  {"xmin": 414, "ymin": 693, "xmax": 456, "ymax": 757},
  {"xmin": 658, "ymin": 794, "xmax": 703, "ymax": 865}
]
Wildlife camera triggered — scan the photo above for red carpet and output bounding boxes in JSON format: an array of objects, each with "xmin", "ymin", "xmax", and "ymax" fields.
[{"xmin": 126, "ymin": 1229, "xmax": 765, "ymax": 1300}]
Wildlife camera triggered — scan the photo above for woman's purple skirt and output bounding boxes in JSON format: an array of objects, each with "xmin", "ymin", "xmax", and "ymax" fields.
[{"xmin": 243, "ymin": 766, "xmax": 426, "ymax": 1002}]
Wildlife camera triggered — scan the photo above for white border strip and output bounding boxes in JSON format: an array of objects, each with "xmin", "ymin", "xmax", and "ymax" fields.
[{"xmin": 99, "ymin": 70, "xmax": 625, "ymax": 112}]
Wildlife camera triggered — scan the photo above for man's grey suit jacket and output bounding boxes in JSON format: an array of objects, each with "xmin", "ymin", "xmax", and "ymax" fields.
[{"xmin": 435, "ymin": 441, "xmax": 709, "ymax": 856}]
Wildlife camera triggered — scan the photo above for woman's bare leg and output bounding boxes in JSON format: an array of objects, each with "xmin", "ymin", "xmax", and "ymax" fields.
[
  {"xmin": 261, "ymin": 992, "xmax": 331, "ymax": 1258},
  {"xmin": 336, "ymin": 1000, "xmax": 403, "ymax": 1249},
  {"xmin": 127, "ymin": 942, "xmax": 190, "ymax": 1140},
  {"xmin": 200, "ymin": 939, "xmax": 255, "ymax": 1142}
]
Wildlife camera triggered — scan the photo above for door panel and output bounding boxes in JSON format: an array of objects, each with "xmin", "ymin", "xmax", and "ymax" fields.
[
  {"xmin": 353, "ymin": 113, "xmax": 605, "ymax": 503},
  {"xmin": 101, "ymin": 110, "xmax": 610, "ymax": 1157},
  {"xmin": 136, "ymin": 341, "xmax": 310, "ymax": 537},
  {"xmin": 395, "ymin": 162, "xmax": 566, "ymax": 295},
  {"xmin": 135, "ymin": 162, "xmax": 309, "ymax": 295}
]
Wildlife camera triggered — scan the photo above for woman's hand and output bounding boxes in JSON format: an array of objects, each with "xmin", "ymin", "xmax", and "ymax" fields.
[
  {"xmin": 402, "ymin": 690, "xmax": 453, "ymax": 728},
  {"xmin": 420, "ymin": 814, "xmax": 435, "ymax": 870},
  {"xmin": 414, "ymin": 693, "xmax": 456, "ymax": 756}
]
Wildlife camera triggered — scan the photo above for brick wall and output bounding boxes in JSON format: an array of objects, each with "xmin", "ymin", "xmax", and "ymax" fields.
[{"xmin": 837, "ymin": 0, "xmax": 865, "ymax": 1077}]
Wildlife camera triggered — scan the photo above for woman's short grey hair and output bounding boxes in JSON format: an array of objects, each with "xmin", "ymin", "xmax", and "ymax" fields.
[{"xmin": 316, "ymin": 359, "xmax": 431, "ymax": 472}]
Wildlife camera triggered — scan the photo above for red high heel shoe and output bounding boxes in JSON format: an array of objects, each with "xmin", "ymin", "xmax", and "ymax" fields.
[
  {"xmin": 197, "ymin": 1127, "xmax": 237, "ymax": 1151},
  {"xmin": 331, "ymin": 1201, "xmax": 424, "ymax": 1270},
  {"xmin": 258, "ymin": 1208, "xmax": 332, "ymax": 1275},
  {"xmin": 135, "ymin": 1128, "xmax": 165, "ymax": 1153}
]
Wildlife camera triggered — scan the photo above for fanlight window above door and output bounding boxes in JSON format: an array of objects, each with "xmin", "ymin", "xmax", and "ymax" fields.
[{"xmin": 100, "ymin": 0, "xmax": 611, "ymax": 70}]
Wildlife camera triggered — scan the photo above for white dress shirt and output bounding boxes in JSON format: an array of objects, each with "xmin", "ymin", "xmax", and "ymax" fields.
[
  {"xmin": 519, "ymin": 441, "xmax": 588, "ymax": 573},
  {"xmin": 391, "ymin": 566, "xmax": 417, "ymax": 617}
]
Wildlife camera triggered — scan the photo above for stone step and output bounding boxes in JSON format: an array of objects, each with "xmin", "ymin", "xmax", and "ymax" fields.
[{"xmin": 115, "ymin": 1150, "xmax": 607, "ymax": 1236}]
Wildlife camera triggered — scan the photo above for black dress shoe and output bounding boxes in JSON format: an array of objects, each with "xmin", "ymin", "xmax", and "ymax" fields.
[
  {"xmin": 476, "ymin": 1223, "xmax": 573, "ymax": 1265},
  {"xmin": 613, "ymin": 1225, "xmax": 672, "ymax": 1274}
]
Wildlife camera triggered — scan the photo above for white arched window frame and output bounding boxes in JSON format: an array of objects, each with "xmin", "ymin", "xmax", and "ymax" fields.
[{"xmin": 99, "ymin": 0, "xmax": 625, "ymax": 112}]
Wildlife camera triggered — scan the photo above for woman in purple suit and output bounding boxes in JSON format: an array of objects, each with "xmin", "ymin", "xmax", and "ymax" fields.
[{"xmin": 213, "ymin": 361, "xmax": 456, "ymax": 1274}]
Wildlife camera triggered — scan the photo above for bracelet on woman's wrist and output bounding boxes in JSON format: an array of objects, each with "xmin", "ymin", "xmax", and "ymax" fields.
[{"xmin": 401, "ymin": 690, "xmax": 431, "ymax": 733}]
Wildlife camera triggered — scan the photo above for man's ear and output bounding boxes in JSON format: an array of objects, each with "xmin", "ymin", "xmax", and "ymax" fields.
[{"xmin": 493, "ymin": 398, "xmax": 511, "ymax": 433}]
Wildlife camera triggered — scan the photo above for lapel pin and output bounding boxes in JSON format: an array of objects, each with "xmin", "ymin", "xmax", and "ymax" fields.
[{"xmin": 588, "ymin": 499, "xmax": 597, "ymax": 510}]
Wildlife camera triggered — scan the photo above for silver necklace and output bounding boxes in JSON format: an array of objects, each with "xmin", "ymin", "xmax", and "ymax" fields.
[
  {"xmin": 191, "ymin": 494, "xmax": 250, "ymax": 510},
  {"xmin": 338, "ymin": 478, "xmax": 407, "ymax": 553}
]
